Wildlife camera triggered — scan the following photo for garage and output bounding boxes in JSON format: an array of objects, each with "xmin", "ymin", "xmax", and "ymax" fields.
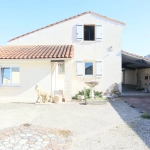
[{"xmin": 122, "ymin": 50, "xmax": 150, "ymax": 96}]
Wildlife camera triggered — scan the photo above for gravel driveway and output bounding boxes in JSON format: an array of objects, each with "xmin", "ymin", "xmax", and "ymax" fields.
[{"xmin": 0, "ymin": 100, "xmax": 150, "ymax": 150}]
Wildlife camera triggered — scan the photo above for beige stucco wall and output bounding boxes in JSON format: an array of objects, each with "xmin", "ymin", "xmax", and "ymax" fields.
[
  {"xmin": 123, "ymin": 70, "xmax": 136, "ymax": 85},
  {"xmin": 6, "ymin": 13, "xmax": 125, "ymax": 101},
  {"xmin": 123, "ymin": 68, "xmax": 150, "ymax": 91},
  {"xmin": 138, "ymin": 68, "xmax": 150, "ymax": 90}
]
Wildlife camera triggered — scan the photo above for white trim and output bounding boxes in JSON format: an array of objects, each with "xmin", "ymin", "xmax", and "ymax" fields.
[
  {"xmin": 76, "ymin": 60, "xmax": 84, "ymax": 76},
  {"xmin": 84, "ymin": 61, "xmax": 94, "ymax": 76},
  {"xmin": 0, "ymin": 66, "xmax": 20, "ymax": 87},
  {"xmin": 95, "ymin": 25, "xmax": 102, "ymax": 42},
  {"xmin": 77, "ymin": 24, "xmax": 83, "ymax": 41},
  {"xmin": 96, "ymin": 60, "xmax": 103, "ymax": 77},
  {"xmin": 0, "ymin": 58, "xmax": 72, "ymax": 63},
  {"xmin": 0, "ymin": 85, "xmax": 21, "ymax": 88}
]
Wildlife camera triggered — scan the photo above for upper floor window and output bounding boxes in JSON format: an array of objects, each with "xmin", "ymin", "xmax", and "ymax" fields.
[
  {"xmin": 84, "ymin": 25, "xmax": 95, "ymax": 41},
  {"xmin": 1, "ymin": 67, "xmax": 20, "ymax": 85},
  {"xmin": 77, "ymin": 24, "xmax": 102, "ymax": 42}
]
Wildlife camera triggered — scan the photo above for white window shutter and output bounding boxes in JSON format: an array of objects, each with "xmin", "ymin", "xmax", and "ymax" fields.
[
  {"xmin": 76, "ymin": 24, "xmax": 83, "ymax": 41},
  {"xmin": 96, "ymin": 60, "xmax": 103, "ymax": 76},
  {"xmin": 76, "ymin": 61, "xmax": 83, "ymax": 76},
  {"xmin": 96, "ymin": 25, "xmax": 102, "ymax": 41}
]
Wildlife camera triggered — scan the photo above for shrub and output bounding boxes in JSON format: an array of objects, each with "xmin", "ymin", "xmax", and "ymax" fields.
[
  {"xmin": 72, "ymin": 87, "xmax": 102, "ymax": 100},
  {"xmin": 141, "ymin": 112, "xmax": 150, "ymax": 119},
  {"xmin": 94, "ymin": 91, "xmax": 102, "ymax": 98},
  {"xmin": 130, "ymin": 105, "xmax": 135, "ymax": 108}
]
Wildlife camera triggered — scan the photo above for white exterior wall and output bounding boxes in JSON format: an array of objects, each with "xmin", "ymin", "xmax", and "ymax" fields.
[
  {"xmin": 7, "ymin": 13, "xmax": 124, "ymax": 101},
  {"xmin": 0, "ymin": 60, "xmax": 51, "ymax": 102}
]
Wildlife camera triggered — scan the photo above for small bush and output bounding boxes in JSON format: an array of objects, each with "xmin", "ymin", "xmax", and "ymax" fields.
[
  {"xmin": 72, "ymin": 87, "xmax": 102, "ymax": 100},
  {"xmin": 141, "ymin": 112, "xmax": 150, "ymax": 119},
  {"xmin": 94, "ymin": 91, "xmax": 102, "ymax": 98},
  {"xmin": 94, "ymin": 97, "xmax": 108, "ymax": 101},
  {"xmin": 130, "ymin": 105, "xmax": 135, "ymax": 108},
  {"xmin": 72, "ymin": 95, "xmax": 78, "ymax": 99}
]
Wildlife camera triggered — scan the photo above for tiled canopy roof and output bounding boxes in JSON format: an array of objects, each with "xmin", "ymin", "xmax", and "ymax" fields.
[
  {"xmin": 9, "ymin": 11, "xmax": 126, "ymax": 42},
  {"xmin": 0, "ymin": 45, "xmax": 74, "ymax": 59},
  {"xmin": 122, "ymin": 50, "xmax": 150, "ymax": 61}
]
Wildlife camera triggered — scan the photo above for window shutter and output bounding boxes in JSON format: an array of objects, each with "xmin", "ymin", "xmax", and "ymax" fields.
[
  {"xmin": 96, "ymin": 25, "xmax": 102, "ymax": 41},
  {"xmin": 76, "ymin": 61, "xmax": 83, "ymax": 76},
  {"xmin": 96, "ymin": 60, "xmax": 103, "ymax": 76},
  {"xmin": 76, "ymin": 24, "xmax": 83, "ymax": 40}
]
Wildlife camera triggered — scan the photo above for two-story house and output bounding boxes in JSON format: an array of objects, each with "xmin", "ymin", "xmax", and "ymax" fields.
[{"xmin": 0, "ymin": 11, "xmax": 126, "ymax": 102}]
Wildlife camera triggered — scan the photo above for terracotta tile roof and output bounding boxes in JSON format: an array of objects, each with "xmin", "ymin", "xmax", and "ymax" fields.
[
  {"xmin": 122, "ymin": 50, "xmax": 150, "ymax": 61},
  {"xmin": 0, "ymin": 45, "xmax": 74, "ymax": 59},
  {"xmin": 9, "ymin": 11, "xmax": 126, "ymax": 42}
]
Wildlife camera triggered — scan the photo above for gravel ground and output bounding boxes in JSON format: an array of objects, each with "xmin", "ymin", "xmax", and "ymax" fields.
[{"xmin": 0, "ymin": 99, "xmax": 149, "ymax": 150}]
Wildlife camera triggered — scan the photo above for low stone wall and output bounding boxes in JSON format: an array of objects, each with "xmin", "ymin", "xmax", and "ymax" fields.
[{"xmin": 86, "ymin": 99, "xmax": 107, "ymax": 105}]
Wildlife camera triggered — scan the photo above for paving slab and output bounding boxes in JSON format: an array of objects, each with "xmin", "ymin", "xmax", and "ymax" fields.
[{"xmin": 122, "ymin": 96, "xmax": 150, "ymax": 114}]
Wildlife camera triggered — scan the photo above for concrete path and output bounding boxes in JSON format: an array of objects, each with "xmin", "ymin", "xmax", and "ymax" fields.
[
  {"xmin": 122, "ymin": 86, "xmax": 150, "ymax": 96},
  {"xmin": 0, "ymin": 100, "xmax": 149, "ymax": 149}
]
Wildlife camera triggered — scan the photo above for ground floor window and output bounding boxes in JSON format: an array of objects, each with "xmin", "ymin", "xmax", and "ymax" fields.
[
  {"xmin": 58, "ymin": 62, "xmax": 65, "ymax": 74},
  {"xmin": 1, "ymin": 67, "xmax": 20, "ymax": 85},
  {"xmin": 85, "ymin": 62, "xmax": 93, "ymax": 75},
  {"xmin": 76, "ymin": 60, "xmax": 102, "ymax": 77}
]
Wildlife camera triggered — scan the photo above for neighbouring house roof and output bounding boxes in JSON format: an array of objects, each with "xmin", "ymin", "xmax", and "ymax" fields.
[
  {"xmin": 8, "ymin": 11, "xmax": 126, "ymax": 42},
  {"xmin": 0, "ymin": 45, "xmax": 74, "ymax": 59}
]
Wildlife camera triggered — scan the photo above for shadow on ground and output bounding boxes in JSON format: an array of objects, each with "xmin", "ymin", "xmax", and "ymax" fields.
[{"xmin": 109, "ymin": 98, "xmax": 150, "ymax": 149}]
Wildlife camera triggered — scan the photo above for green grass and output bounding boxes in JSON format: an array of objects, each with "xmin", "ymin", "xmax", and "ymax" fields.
[
  {"xmin": 141, "ymin": 112, "xmax": 150, "ymax": 119},
  {"xmin": 130, "ymin": 105, "xmax": 135, "ymax": 108},
  {"xmin": 93, "ymin": 97, "xmax": 108, "ymax": 101}
]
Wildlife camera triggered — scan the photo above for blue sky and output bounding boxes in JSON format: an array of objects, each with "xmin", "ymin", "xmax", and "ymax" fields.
[{"xmin": 0, "ymin": 0, "xmax": 150, "ymax": 56}]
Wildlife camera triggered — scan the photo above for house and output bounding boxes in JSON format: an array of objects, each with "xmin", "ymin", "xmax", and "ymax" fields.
[{"xmin": 0, "ymin": 11, "xmax": 126, "ymax": 102}]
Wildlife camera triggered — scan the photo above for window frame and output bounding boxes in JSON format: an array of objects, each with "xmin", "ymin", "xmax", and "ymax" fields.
[
  {"xmin": 83, "ymin": 61, "xmax": 95, "ymax": 77},
  {"xmin": 0, "ymin": 66, "xmax": 20, "ymax": 87},
  {"xmin": 83, "ymin": 24, "xmax": 95, "ymax": 41},
  {"xmin": 58, "ymin": 62, "xmax": 65, "ymax": 75}
]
